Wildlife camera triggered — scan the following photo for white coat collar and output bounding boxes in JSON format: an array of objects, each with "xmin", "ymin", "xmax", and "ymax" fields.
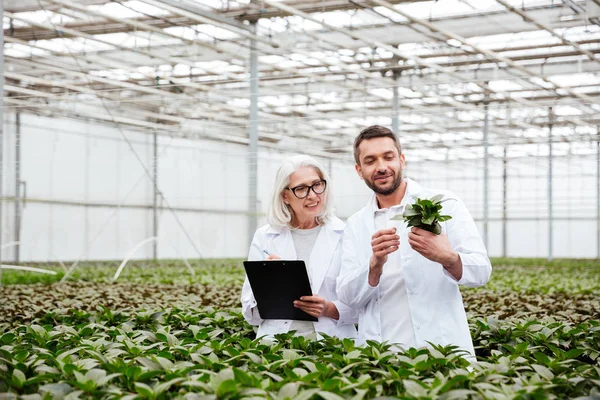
[{"xmin": 265, "ymin": 216, "xmax": 344, "ymax": 235}]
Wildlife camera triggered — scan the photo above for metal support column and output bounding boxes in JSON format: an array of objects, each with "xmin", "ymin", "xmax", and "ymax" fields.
[
  {"xmin": 548, "ymin": 107, "xmax": 554, "ymax": 261},
  {"xmin": 14, "ymin": 113, "xmax": 21, "ymax": 263},
  {"xmin": 84, "ymin": 121, "xmax": 90, "ymax": 259},
  {"xmin": 503, "ymin": 103, "xmax": 511, "ymax": 258},
  {"xmin": 248, "ymin": 22, "xmax": 259, "ymax": 245},
  {"xmin": 153, "ymin": 131, "xmax": 158, "ymax": 260},
  {"xmin": 502, "ymin": 146, "xmax": 507, "ymax": 258},
  {"xmin": 597, "ymin": 126, "xmax": 599, "ymax": 259},
  {"xmin": 392, "ymin": 71, "xmax": 400, "ymax": 134},
  {"xmin": 0, "ymin": 0, "xmax": 4, "ymax": 271},
  {"xmin": 483, "ymin": 100, "xmax": 489, "ymax": 250}
]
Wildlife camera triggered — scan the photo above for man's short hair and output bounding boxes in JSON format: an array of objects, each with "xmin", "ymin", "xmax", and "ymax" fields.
[{"xmin": 353, "ymin": 125, "xmax": 402, "ymax": 165}]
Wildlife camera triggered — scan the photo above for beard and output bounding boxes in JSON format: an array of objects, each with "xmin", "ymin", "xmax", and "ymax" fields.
[{"xmin": 365, "ymin": 169, "xmax": 403, "ymax": 196}]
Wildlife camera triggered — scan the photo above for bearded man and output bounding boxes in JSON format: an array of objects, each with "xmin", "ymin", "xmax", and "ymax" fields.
[{"xmin": 336, "ymin": 125, "xmax": 491, "ymax": 359}]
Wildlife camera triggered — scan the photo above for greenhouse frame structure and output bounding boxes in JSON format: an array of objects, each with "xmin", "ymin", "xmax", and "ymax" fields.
[{"xmin": 1, "ymin": 0, "xmax": 600, "ymax": 263}]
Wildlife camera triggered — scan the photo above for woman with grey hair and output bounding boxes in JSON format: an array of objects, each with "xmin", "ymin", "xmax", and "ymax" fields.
[{"xmin": 241, "ymin": 155, "xmax": 357, "ymax": 340}]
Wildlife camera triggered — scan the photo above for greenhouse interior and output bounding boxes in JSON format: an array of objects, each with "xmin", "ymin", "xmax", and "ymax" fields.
[{"xmin": 0, "ymin": 0, "xmax": 599, "ymax": 399}]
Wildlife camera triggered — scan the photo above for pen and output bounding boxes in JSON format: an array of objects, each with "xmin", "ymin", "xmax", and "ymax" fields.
[{"xmin": 263, "ymin": 249, "xmax": 271, "ymax": 256}]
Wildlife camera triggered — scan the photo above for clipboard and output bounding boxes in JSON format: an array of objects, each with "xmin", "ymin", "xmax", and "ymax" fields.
[{"xmin": 243, "ymin": 260, "xmax": 318, "ymax": 322}]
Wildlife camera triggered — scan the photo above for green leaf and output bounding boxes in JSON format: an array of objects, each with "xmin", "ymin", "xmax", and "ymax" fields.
[
  {"xmin": 533, "ymin": 352, "xmax": 551, "ymax": 366},
  {"xmin": 74, "ymin": 371, "xmax": 87, "ymax": 385},
  {"xmin": 420, "ymin": 199, "xmax": 434, "ymax": 208},
  {"xmin": 531, "ymin": 364, "xmax": 554, "ymax": 380},
  {"xmin": 346, "ymin": 350, "xmax": 362, "ymax": 360},
  {"xmin": 430, "ymin": 194, "xmax": 445, "ymax": 204},
  {"xmin": 282, "ymin": 349, "xmax": 300, "ymax": 361},
  {"xmin": 565, "ymin": 349, "xmax": 585, "ymax": 359},
  {"xmin": 413, "ymin": 201, "xmax": 424, "ymax": 209},
  {"xmin": 154, "ymin": 357, "xmax": 174, "ymax": 371},
  {"xmin": 403, "ymin": 380, "xmax": 427, "ymax": 397},
  {"xmin": 216, "ymin": 380, "xmax": 237, "ymax": 398},
  {"xmin": 137, "ymin": 370, "xmax": 163, "ymax": 383},
  {"xmin": 154, "ymin": 378, "xmax": 184, "ymax": 395},
  {"xmin": 351, "ymin": 389, "xmax": 368, "ymax": 400},
  {"xmin": 293, "ymin": 389, "xmax": 321, "ymax": 400},
  {"xmin": 1, "ymin": 333, "xmax": 16, "ymax": 345},
  {"xmin": 439, "ymin": 375, "xmax": 470, "ymax": 393},
  {"xmin": 85, "ymin": 369, "xmax": 107, "ymax": 384},
  {"xmin": 422, "ymin": 215, "xmax": 436, "ymax": 225},
  {"xmin": 12, "ymin": 369, "xmax": 26, "ymax": 388},
  {"xmin": 428, "ymin": 347, "xmax": 445, "ymax": 360},
  {"xmin": 278, "ymin": 382, "xmax": 300, "ymax": 399},
  {"xmin": 402, "ymin": 195, "xmax": 450, "ymax": 234},
  {"xmin": 438, "ymin": 389, "xmax": 477, "ymax": 400},
  {"xmin": 126, "ymin": 366, "xmax": 142, "ymax": 381},
  {"xmin": 402, "ymin": 206, "xmax": 420, "ymax": 218},
  {"xmin": 301, "ymin": 361, "xmax": 318, "ymax": 373},
  {"xmin": 292, "ymin": 368, "xmax": 308, "ymax": 377},
  {"xmin": 317, "ymin": 391, "xmax": 345, "ymax": 400},
  {"xmin": 20, "ymin": 394, "xmax": 42, "ymax": 400},
  {"xmin": 233, "ymin": 369, "xmax": 252, "ymax": 387},
  {"xmin": 136, "ymin": 357, "xmax": 162, "ymax": 371},
  {"xmin": 39, "ymin": 383, "xmax": 74, "ymax": 398},
  {"xmin": 243, "ymin": 351, "xmax": 263, "ymax": 364},
  {"xmin": 134, "ymin": 382, "xmax": 154, "ymax": 398}
]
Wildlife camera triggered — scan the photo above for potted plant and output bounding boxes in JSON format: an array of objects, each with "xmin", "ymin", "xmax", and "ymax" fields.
[{"xmin": 392, "ymin": 194, "xmax": 453, "ymax": 234}]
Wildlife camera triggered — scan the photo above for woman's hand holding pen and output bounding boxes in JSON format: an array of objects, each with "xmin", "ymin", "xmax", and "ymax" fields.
[
  {"xmin": 293, "ymin": 295, "xmax": 339, "ymax": 320},
  {"xmin": 263, "ymin": 249, "xmax": 281, "ymax": 260}
]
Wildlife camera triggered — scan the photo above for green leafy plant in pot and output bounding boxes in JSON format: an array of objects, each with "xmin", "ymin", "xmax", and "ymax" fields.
[{"xmin": 393, "ymin": 194, "xmax": 453, "ymax": 234}]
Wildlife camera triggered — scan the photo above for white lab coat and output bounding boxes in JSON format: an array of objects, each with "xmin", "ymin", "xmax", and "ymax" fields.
[
  {"xmin": 241, "ymin": 216, "xmax": 358, "ymax": 340},
  {"xmin": 337, "ymin": 178, "xmax": 491, "ymax": 357}
]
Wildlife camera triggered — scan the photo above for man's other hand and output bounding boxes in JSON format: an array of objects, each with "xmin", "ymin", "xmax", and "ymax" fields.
[{"xmin": 368, "ymin": 228, "xmax": 400, "ymax": 286}]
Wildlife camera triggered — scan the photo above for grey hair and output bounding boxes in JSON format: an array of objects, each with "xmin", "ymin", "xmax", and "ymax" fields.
[{"xmin": 267, "ymin": 155, "xmax": 334, "ymax": 228}]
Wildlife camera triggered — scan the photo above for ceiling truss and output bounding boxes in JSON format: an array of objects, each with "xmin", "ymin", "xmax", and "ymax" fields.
[{"xmin": 3, "ymin": 0, "xmax": 600, "ymax": 161}]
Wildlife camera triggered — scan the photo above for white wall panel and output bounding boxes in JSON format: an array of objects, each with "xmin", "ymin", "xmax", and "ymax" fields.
[
  {"xmin": 506, "ymin": 221, "xmax": 548, "ymax": 258},
  {"xmin": 552, "ymin": 221, "xmax": 596, "ymax": 259},
  {"xmin": 15, "ymin": 203, "xmax": 53, "ymax": 262},
  {"xmin": 331, "ymin": 162, "xmax": 372, "ymax": 219},
  {"xmin": 1, "ymin": 112, "xmax": 598, "ymax": 262}
]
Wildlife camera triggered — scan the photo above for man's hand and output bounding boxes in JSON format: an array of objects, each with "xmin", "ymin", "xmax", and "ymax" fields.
[
  {"xmin": 408, "ymin": 227, "xmax": 462, "ymax": 280},
  {"xmin": 266, "ymin": 254, "xmax": 281, "ymax": 260},
  {"xmin": 369, "ymin": 228, "xmax": 400, "ymax": 286},
  {"xmin": 294, "ymin": 295, "xmax": 339, "ymax": 320}
]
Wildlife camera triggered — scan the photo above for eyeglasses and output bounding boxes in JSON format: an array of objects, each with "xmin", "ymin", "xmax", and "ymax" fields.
[{"xmin": 286, "ymin": 180, "xmax": 327, "ymax": 199}]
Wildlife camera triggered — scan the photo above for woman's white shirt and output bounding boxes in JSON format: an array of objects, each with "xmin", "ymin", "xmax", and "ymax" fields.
[{"xmin": 289, "ymin": 225, "xmax": 321, "ymax": 338}]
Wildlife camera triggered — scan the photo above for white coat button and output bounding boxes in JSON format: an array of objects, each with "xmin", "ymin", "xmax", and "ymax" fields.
[{"xmin": 415, "ymin": 325, "xmax": 420, "ymax": 330}]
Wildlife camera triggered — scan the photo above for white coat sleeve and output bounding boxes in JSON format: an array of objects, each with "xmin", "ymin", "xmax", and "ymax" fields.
[
  {"xmin": 240, "ymin": 230, "xmax": 264, "ymax": 326},
  {"xmin": 331, "ymin": 300, "xmax": 359, "ymax": 326},
  {"xmin": 336, "ymin": 219, "xmax": 379, "ymax": 310},
  {"xmin": 443, "ymin": 196, "xmax": 492, "ymax": 287},
  {"xmin": 328, "ymin": 240, "xmax": 359, "ymax": 326}
]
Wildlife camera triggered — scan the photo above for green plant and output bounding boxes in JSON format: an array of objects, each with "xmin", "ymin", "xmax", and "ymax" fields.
[
  {"xmin": 396, "ymin": 194, "xmax": 453, "ymax": 234},
  {"xmin": 1, "ymin": 259, "xmax": 599, "ymax": 398}
]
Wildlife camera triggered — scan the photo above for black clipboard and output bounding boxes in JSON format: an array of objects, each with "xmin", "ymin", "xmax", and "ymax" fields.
[{"xmin": 243, "ymin": 260, "xmax": 318, "ymax": 322}]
